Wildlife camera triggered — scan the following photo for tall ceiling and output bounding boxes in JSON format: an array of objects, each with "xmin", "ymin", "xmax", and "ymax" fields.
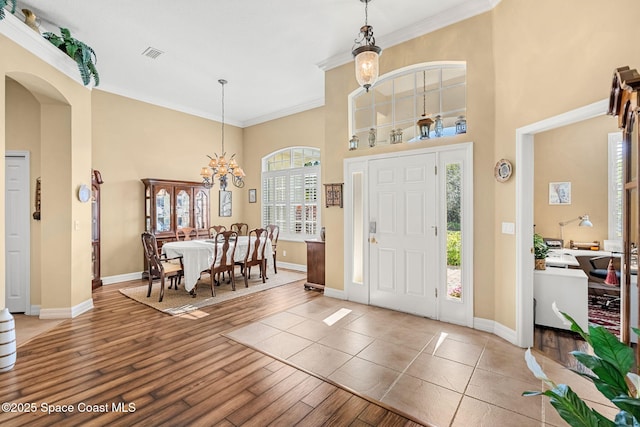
[{"xmin": 14, "ymin": 0, "xmax": 496, "ymax": 127}]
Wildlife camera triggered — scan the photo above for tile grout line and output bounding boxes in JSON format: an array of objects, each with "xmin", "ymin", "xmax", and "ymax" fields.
[{"xmin": 378, "ymin": 333, "xmax": 437, "ymax": 402}]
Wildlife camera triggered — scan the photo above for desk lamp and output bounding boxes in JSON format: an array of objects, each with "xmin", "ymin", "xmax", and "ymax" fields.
[{"xmin": 559, "ymin": 214, "xmax": 593, "ymax": 246}]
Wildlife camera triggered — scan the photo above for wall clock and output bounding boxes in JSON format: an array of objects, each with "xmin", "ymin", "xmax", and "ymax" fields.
[{"xmin": 494, "ymin": 159, "xmax": 513, "ymax": 182}]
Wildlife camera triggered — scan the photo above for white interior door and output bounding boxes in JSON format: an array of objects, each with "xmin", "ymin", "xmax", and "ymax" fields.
[
  {"xmin": 5, "ymin": 152, "xmax": 30, "ymax": 313},
  {"xmin": 369, "ymin": 153, "xmax": 438, "ymax": 318}
]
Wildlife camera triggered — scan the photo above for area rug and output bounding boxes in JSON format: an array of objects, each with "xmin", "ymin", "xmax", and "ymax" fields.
[
  {"xmin": 120, "ymin": 269, "xmax": 305, "ymax": 316},
  {"xmin": 588, "ymin": 294, "xmax": 620, "ymax": 337}
]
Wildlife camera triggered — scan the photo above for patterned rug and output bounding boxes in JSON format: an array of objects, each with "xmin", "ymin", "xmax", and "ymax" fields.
[
  {"xmin": 120, "ymin": 269, "xmax": 306, "ymax": 316},
  {"xmin": 588, "ymin": 294, "xmax": 620, "ymax": 337}
]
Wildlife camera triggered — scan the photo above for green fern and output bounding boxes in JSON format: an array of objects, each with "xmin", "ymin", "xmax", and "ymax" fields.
[
  {"xmin": 0, "ymin": 0, "xmax": 17, "ymax": 20},
  {"xmin": 43, "ymin": 27, "xmax": 99, "ymax": 86}
]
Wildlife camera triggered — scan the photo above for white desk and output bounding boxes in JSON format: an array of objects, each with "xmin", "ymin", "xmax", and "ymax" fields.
[
  {"xmin": 545, "ymin": 250, "xmax": 579, "ymax": 268},
  {"xmin": 534, "ymin": 268, "xmax": 588, "ymax": 331},
  {"xmin": 162, "ymin": 237, "xmax": 272, "ymax": 292}
]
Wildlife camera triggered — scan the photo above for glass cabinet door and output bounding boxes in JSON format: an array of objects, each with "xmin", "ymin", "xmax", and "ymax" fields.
[
  {"xmin": 175, "ymin": 189, "xmax": 191, "ymax": 229},
  {"xmin": 195, "ymin": 189, "xmax": 208, "ymax": 230},
  {"xmin": 155, "ymin": 188, "xmax": 172, "ymax": 232}
]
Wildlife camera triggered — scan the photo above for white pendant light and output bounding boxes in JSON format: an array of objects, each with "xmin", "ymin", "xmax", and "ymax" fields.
[{"xmin": 352, "ymin": 0, "xmax": 381, "ymax": 92}]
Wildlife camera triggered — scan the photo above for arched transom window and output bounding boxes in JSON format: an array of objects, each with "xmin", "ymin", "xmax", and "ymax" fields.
[
  {"xmin": 349, "ymin": 62, "xmax": 466, "ymax": 147},
  {"xmin": 262, "ymin": 147, "xmax": 321, "ymax": 241}
]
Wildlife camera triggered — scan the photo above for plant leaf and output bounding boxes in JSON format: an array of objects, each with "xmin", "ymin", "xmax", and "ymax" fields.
[
  {"xmin": 571, "ymin": 352, "xmax": 629, "ymax": 398},
  {"xmin": 611, "ymin": 397, "xmax": 640, "ymax": 423},
  {"xmin": 548, "ymin": 384, "xmax": 613, "ymax": 427},
  {"xmin": 560, "ymin": 310, "xmax": 592, "ymax": 344},
  {"xmin": 524, "ymin": 348, "xmax": 556, "ymax": 388},
  {"xmin": 589, "ymin": 326, "xmax": 635, "ymax": 376}
]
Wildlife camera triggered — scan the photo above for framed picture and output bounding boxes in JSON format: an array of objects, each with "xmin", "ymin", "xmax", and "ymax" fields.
[
  {"xmin": 549, "ymin": 182, "xmax": 571, "ymax": 205},
  {"xmin": 219, "ymin": 190, "xmax": 232, "ymax": 217},
  {"xmin": 324, "ymin": 183, "xmax": 343, "ymax": 208},
  {"xmin": 248, "ymin": 188, "xmax": 257, "ymax": 203}
]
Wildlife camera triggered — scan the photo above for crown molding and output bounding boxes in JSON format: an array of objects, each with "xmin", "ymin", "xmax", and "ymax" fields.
[
  {"xmin": 0, "ymin": 11, "xmax": 87, "ymax": 88},
  {"xmin": 317, "ymin": 0, "xmax": 500, "ymax": 71},
  {"xmin": 98, "ymin": 82, "xmax": 324, "ymax": 129},
  {"xmin": 241, "ymin": 97, "xmax": 325, "ymax": 128}
]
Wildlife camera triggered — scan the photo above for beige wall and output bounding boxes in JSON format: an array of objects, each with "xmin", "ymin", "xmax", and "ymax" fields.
[
  {"xmin": 325, "ymin": 11, "xmax": 497, "ymax": 320},
  {"xmin": 534, "ymin": 116, "xmax": 619, "ymax": 246},
  {"xmin": 5, "ymin": 79, "xmax": 42, "ymax": 305},
  {"xmin": 2, "ymin": 33, "xmax": 93, "ymax": 311},
  {"xmin": 243, "ymin": 107, "xmax": 325, "ymax": 267},
  {"xmin": 91, "ymin": 90, "xmax": 245, "ymax": 277},
  {"xmin": 491, "ymin": 0, "xmax": 640, "ymax": 328}
]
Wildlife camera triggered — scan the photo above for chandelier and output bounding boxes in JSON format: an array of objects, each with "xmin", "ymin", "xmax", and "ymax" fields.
[
  {"xmin": 200, "ymin": 79, "xmax": 245, "ymax": 190},
  {"xmin": 352, "ymin": 0, "xmax": 382, "ymax": 92}
]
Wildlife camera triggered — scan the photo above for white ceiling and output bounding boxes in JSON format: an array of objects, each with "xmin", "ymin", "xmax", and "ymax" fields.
[{"xmin": 13, "ymin": 0, "xmax": 497, "ymax": 127}]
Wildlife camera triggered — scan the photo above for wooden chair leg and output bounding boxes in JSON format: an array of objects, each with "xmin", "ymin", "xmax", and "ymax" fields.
[
  {"xmin": 231, "ymin": 269, "xmax": 236, "ymax": 291},
  {"xmin": 158, "ymin": 276, "xmax": 165, "ymax": 302},
  {"xmin": 147, "ymin": 275, "xmax": 153, "ymax": 298},
  {"xmin": 211, "ymin": 273, "xmax": 216, "ymax": 297},
  {"xmin": 273, "ymin": 254, "xmax": 277, "ymax": 274}
]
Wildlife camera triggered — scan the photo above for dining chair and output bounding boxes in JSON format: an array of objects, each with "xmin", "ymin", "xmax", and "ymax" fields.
[
  {"xmin": 175, "ymin": 227, "xmax": 198, "ymax": 241},
  {"xmin": 208, "ymin": 225, "xmax": 227, "ymax": 238},
  {"xmin": 210, "ymin": 230, "xmax": 239, "ymax": 296},
  {"xmin": 243, "ymin": 228, "xmax": 268, "ymax": 287},
  {"xmin": 141, "ymin": 232, "xmax": 184, "ymax": 302},
  {"xmin": 230, "ymin": 222, "xmax": 249, "ymax": 236},
  {"xmin": 266, "ymin": 224, "xmax": 280, "ymax": 274}
]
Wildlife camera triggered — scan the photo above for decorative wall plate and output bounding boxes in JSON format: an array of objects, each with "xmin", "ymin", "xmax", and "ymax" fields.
[
  {"xmin": 78, "ymin": 184, "xmax": 91, "ymax": 202},
  {"xmin": 494, "ymin": 159, "xmax": 513, "ymax": 182}
]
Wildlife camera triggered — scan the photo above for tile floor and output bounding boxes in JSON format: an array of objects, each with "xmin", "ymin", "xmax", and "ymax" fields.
[
  {"xmin": 13, "ymin": 313, "xmax": 65, "ymax": 347},
  {"xmin": 225, "ymin": 296, "xmax": 618, "ymax": 426}
]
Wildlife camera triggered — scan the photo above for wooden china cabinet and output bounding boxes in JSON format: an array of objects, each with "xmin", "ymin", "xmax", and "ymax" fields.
[{"xmin": 141, "ymin": 178, "xmax": 210, "ymax": 252}]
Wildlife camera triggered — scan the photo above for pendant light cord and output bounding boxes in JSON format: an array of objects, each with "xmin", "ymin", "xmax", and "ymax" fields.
[
  {"xmin": 422, "ymin": 70, "xmax": 427, "ymax": 116},
  {"xmin": 219, "ymin": 79, "xmax": 226, "ymax": 153}
]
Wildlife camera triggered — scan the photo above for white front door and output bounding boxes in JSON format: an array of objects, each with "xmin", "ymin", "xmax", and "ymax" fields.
[
  {"xmin": 369, "ymin": 153, "xmax": 438, "ymax": 318},
  {"xmin": 5, "ymin": 152, "xmax": 30, "ymax": 313}
]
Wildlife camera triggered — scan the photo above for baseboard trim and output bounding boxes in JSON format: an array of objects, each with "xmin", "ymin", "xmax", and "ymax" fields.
[
  {"xmin": 277, "ymin": 262, "xmax": 306, "ymax": 272},
  {"xmin": 40, "ymin": 298, "xmax": 94, "ymax": 319},
  {"xmin": 474, "ymin": 317, "xmax": 518, "ymax": 346},
  {"xmin": 323, "ymin": 287, "xmax": 346, "ymax": 300},
  {"xmin": 102, "ymin": 272, "xmax": 144, "ymax": 285}
]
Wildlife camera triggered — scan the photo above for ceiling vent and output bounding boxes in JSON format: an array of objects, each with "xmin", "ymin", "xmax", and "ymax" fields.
[{"xmin": 141, "ymin": 47, "xmax": 164, "ymax": 59}]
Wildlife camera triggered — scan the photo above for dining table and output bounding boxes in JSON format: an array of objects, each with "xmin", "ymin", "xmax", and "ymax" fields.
[{"xmin": 162, "ymin": 236, "xmax": 273, "ymax": 292}]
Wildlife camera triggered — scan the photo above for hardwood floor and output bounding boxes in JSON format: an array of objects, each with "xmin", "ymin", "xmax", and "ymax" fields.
[
  {"xmin": 0, "ymin": 279, "xmax": 422, "ymax": 426},
  {"xmin": 533, "ymin": 326, "xmax": 590, "ymax": 373}
]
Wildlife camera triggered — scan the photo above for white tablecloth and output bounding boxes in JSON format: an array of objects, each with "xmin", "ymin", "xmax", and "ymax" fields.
[{"xmin": 162, "ymin": 237, "xmax": 272, "ymax": 292}]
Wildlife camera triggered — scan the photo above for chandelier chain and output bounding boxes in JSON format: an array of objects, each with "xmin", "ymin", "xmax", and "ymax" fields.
[
  {"xmin": 219, "ymin": 78, "xmax": 226, "ymax": 154},
  {"xmin": 422, "ymin": 70, "xmax": 426, "ymax": 116},
  {"xmin": 364, "ymin": 0, "xmax": 368, "ymax": 27}
]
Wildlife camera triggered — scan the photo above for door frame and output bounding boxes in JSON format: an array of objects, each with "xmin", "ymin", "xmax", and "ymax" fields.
[
  {"xmin": 344, "ymin": 142, "xmax": 474, "ymax": 326},
  {"xmin": 515, "ymin": 99, "xmax": 607, "ymax": 347},
  {"xmin": 5, "ymin": 150, "xmax": 31, "ymax": 314}
]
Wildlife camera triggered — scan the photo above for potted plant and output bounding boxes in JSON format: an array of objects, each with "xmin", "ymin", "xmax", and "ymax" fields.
[
  {"xmin": 0, "ymin": 0, "xmax": 16, "ymax": 20},
  {"xmin": 533, "ymin": 233, "xmax": 548, "ymax": 270},
  {"xmin": 524, "ymin": 306, "xmax": 640, "ymax": 426},
  {"xmin": 43, "ymin": 27, "xmax": 99, "ymax": 86}
]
